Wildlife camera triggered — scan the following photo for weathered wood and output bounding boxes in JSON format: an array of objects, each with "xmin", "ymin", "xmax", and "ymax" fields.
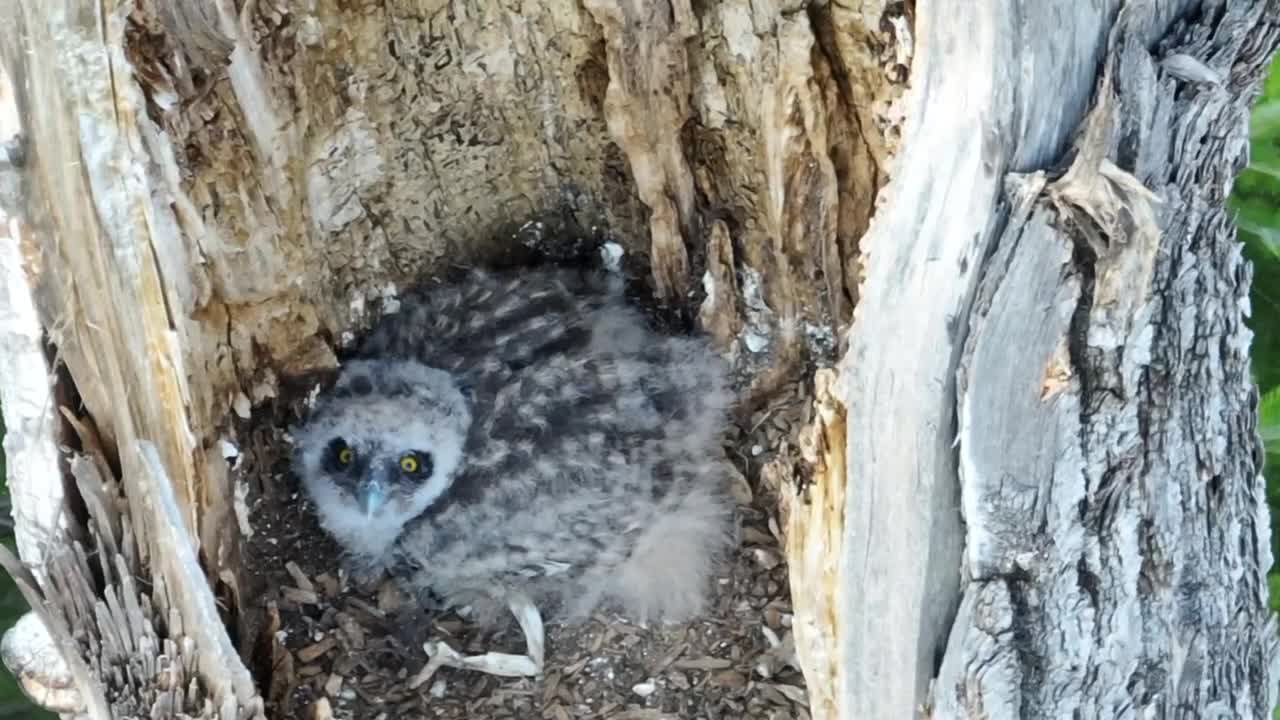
[
  {"xmin": 0, "ymin": 57, "xmax": 63, "ymax": 589},
  {"xmin": 783, "ymin": 367, "xmax": 848, "ymax": 720},
  {"xmin": 3, "ymin": 0, "xmax": 893, "ymax": 601},
  {"xmin": 937, "ymin": 5, "xmax": 1280, "ymax": 715},
  {"xmin": 835, "ymin": 0, "xmax": 1118, "ymax": 714},
  {"xmin": 0, "ymin": 202, "xmax": 64, "ymax": 583},
  {"xmin": 0, "ymin": 446, "xmax": 265, "ymax": 719},
  {"xmin": 0, "ymin": 1, "xmax": 266, "ymax": 715},
  {"xmin": 837, "ymin": 0, "xmax": 1280, "ymax": 718}
]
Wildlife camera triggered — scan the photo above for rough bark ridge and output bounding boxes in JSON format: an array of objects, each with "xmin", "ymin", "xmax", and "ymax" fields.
[
  {"xmin": 834, "ymin": 0, "xmax": 1116, "ymax": 713},
  {"xmin": 937, "ymin": 3, "xmax": 1280, "ymax": 716},
  {"xmin": 837, "ymin": 0, "xmax": 1280, "ymax": 718}
]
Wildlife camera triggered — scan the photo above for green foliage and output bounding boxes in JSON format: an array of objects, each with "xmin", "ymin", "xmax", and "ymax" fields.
[
  {"xmin": 1240, "ymin": 55, "xmax": 1280, "ymax": 606},
  {"xmin": 1236, "ymin": 51, "xmax": 1280, "ymax": 719}
]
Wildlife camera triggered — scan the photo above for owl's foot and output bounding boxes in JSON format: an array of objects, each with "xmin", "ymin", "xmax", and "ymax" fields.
[{"xmin": 410, "ymin": 590, "xmax": 545, "ymax": 688}]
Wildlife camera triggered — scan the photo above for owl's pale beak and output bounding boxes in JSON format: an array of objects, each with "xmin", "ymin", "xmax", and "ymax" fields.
[{"xmin": 357, "ymin": 480, "xmax": 385, "ymax": 517}]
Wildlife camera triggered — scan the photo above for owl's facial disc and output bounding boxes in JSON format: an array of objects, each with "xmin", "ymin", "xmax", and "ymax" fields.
[{"xmin": 292, "ymin": 359, "xmax": 472, "ymax": 563}]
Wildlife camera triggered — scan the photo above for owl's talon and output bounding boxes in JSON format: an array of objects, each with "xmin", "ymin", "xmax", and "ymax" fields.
[{"xmin": 410, "ymin": 592, "xmax": 545, "ymax": 689}]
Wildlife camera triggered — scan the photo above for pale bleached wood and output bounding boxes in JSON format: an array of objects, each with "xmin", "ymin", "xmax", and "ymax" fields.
[
  {"xmin": 0, "ymin": 216, "xmax": 64, "ymax": 584},
  {"xmin": 0, "ymin": 1, "xmax": 264, "ymax": 716},
  {"xmin": 834, "ymin": 0, "xmax": 1114, "ymax": 713},
  {"xmin": 0, "ymin": 446, "xmax": 265, "ymax": 719},
  {"xmin": 937, "ymin": 5, "xmax": 1280, "ymax": 715},
  {"xmin": 0, "ymin": 612, "xmax": 84, "ymax": 716},
  {"xmin": 0, "ymin": 46, "xmax": 64, "ymax": 589}
]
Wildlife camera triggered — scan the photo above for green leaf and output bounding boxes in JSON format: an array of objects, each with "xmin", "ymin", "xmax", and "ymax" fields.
[
  {"xmin": 1253, "ymin": 100, "xmax": 1280, "ymax": 142},
  {"xmin": 1240, "ymin": 54, "xmax": 1280, "ymax": 720},
  {"xmin": 1261, "ymin": 385, "xmax": 1280, "ymax": 447}
]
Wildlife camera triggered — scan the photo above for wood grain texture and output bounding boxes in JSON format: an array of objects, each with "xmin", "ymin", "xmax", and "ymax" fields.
[
  {"xmin": 785, "ymin": 368, "xmax": 848, "ymax": 720},
  {"xmin": 835, "ymin": 0, "xmax": 1117, "ymax": 714},
  {"xmin": 0, "ymin": 211, "xmax": 65, "ymax": 586},
  {"xmin": 0, "ymin": 1, "xmax": 264, "ymax": 715},
  {"xmin": 141, "ymin": 0, "xmax": 897, "ymax": 405},
  {"xmin": 0, "ymin": 449, "xmax": 266, "ymax": 719},
  {"xmin": 0, "ymin": 59, "xmax": 65, "ymax": 589},
  {"xmin": 937, "ymin": 4, "xmax": 1280, "ymax": 715},
  {"xmin": 582, "ymin": 0, "xmax": 697, "ymax": 300}
]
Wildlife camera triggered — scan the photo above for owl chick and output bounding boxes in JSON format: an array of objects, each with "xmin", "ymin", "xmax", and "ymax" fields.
[{"xmin": 291, "ymin": 267, "xmax": 736, "ymax": 628}]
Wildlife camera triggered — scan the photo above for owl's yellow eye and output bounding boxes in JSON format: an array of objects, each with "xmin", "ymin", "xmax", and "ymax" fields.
[
  {"xmin": 338, "ymin": 447, "xmax": 354, "ymax": 465},
  {"xmin": 399, "ymin": 455, "xmax": 419, "ymax": 473}
]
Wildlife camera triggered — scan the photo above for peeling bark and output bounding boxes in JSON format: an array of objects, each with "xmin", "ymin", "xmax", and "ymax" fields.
[{"xmin": 584, "ymin": 0, "xmax": 697, "ymax": 300}]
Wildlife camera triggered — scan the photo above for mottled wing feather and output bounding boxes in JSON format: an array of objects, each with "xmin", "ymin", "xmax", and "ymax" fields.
[{"xmin": 358, "ymin": 269, "xmax": 616, "ymax": 374}]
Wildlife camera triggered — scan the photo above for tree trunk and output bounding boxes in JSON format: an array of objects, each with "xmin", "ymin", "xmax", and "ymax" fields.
[{"xmin": 0, "ymin": 1, "xmax": 1275, "ymax": 719}]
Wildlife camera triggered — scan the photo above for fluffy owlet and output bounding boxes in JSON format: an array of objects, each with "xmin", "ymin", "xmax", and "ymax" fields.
[{"xmin": 291, "ymin": 266, "xmax": 736, "ymax": 623}]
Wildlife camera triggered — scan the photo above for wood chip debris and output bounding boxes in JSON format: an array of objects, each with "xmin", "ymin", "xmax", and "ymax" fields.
[
  {"xmin": 672, "ymin": 656, "xmax": 733, "ymax": 671},
  {"xmin": 297, "ymin": 636, "xmax": 335, "ymax": 663},
  {"xmin": 309, "ymin": 697, "xmax": 333, "ymax": 720}
]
